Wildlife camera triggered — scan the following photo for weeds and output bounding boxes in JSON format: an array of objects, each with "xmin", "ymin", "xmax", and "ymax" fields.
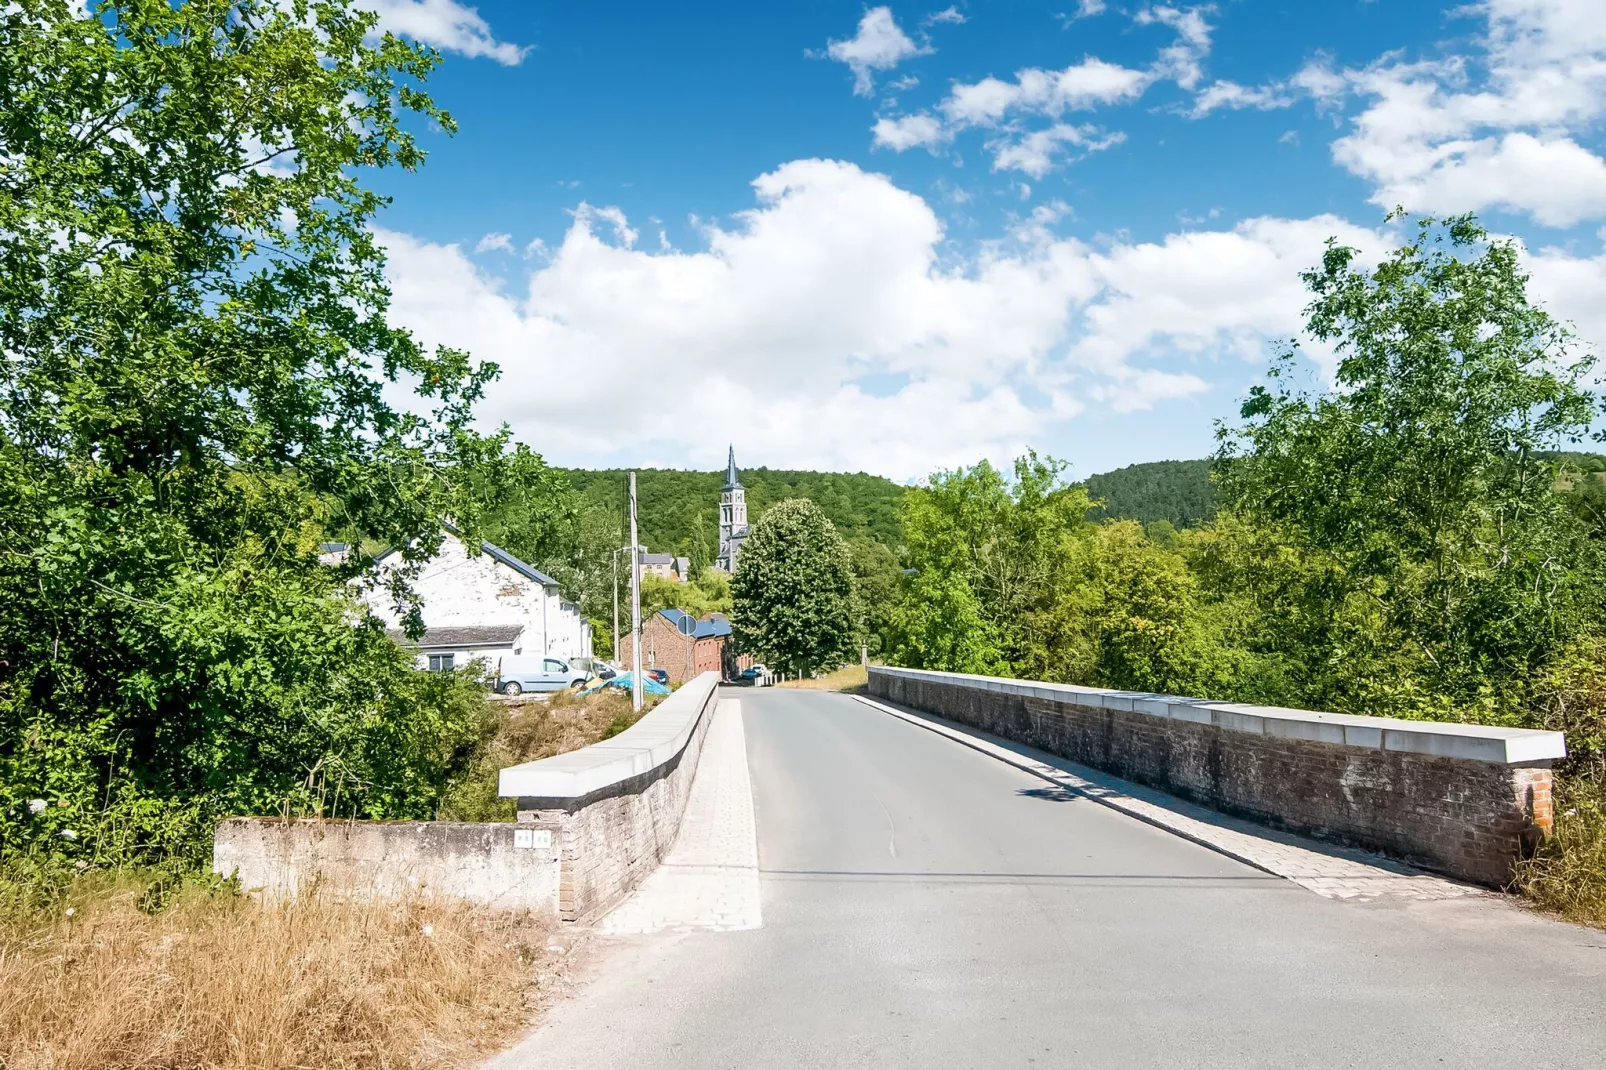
[
  {"xmin": 1514, "ymin": 777, "xmax": 1606, "ymax": 928},
  {"xmin": 0, "ymin": 872, "xmax": 553, "ymax": 1070},
  {"xmin": 436, "ymin": 688, "xmax": 656, "ymax": 822},
  {"xmin": 779, "ymin": 663, "xmax": 869, "ymax": 693}
]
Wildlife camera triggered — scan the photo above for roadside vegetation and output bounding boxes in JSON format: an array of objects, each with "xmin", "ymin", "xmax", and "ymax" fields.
[
  {"xmin": 881, "ymin": 216, "xmax": 1606, "ymax": 923},
  {"xmin": 0, "ymin": 875, "xmax": 555, "ymax": 1070},
  {"xmin": 778, "ymin": 664, "xmax": 869, "ymax": 692},
  {"xmin": 439, "ymin": 688, "xmax": 657, "ymax": 822}
]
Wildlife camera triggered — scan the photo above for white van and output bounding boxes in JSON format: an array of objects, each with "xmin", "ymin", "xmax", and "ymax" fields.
[{"xmin": 495, "ymin": 655, "xmax": 589, "ymax": 696}]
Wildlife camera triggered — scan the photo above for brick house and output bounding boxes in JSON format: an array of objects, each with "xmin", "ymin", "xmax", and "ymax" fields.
[{"xmin": 619, "ymin": 608, "xmax": 750, "ymax": 684}]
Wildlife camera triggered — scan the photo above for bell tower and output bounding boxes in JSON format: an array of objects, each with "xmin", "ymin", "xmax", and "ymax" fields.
[{"xmin": 716, "ymin": 445, "xmax": 748, "ymax": 572}]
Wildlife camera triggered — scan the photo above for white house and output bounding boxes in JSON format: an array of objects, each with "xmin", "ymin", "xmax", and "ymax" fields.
[{"xmin": 364, "ymin": 529, "xmax": 592, "ymax": 673}]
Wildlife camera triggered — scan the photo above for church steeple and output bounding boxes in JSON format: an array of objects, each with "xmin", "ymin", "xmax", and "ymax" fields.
[{"xmin": 716, "ymin": 446, "xmax": 748, "ymax": 572}]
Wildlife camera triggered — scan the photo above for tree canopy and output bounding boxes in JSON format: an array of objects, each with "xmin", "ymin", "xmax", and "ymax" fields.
[
  {"xmin": 731, "ymin": 499, "xmax": 858, "ymax": 677},
  {"xmin": 0, "ymin": 0, "xmax": 505, "ymax": 871}
]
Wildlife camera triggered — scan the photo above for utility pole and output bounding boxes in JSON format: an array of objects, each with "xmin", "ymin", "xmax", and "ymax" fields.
[
  {"xmin": 629, "ymin": 472, "xmax": 644, "ymax": 712},
  {"xmin": 611, "ymin": 547, "xmax": 620, "ymax": 665}
]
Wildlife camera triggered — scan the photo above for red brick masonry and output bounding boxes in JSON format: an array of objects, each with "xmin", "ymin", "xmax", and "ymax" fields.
[{"xmin": 869, "ymin": 667, "xmax": 1564, "ymax": 887}]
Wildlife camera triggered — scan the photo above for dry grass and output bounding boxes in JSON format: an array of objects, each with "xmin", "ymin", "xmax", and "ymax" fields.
[
  {"xmin": 1513, "ymin": 777, "xmax": 1606, "ymax": 929},
  {"xmin": 779, "ymin": 663, "xmax": 869, "ymax": 692},
  {"xmin": 438, "ymin": 686, "xmax": 657, "ymax": 822},
  {"xmin": 0, "ymin": 876, "xmax": 557, "ymax": 1070}
]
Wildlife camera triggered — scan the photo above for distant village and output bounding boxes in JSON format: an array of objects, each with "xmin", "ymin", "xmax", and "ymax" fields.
[{"xmin": 347, "ymin": 448, "xmax": 756, "ymax": 686}]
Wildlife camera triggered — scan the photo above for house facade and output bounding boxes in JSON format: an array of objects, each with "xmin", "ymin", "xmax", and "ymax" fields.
[
  {"xmin": 364, "ymin": 530, "xmax": 592, "ymax": 673},
  {"xmin": 618, "ymin": 608, "xmax": 748, "ymax": 684}
]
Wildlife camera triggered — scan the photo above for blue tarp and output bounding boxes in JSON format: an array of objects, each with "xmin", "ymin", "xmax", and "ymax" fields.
[{"xmin": 581, "ymin": 671, "xmax": 672, "ymax": 697}]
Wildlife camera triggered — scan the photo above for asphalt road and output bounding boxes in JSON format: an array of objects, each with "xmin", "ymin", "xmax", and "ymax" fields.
[{"xmin": 496, "ymin": 687, "xmax": 1605, "ymax": 1069}]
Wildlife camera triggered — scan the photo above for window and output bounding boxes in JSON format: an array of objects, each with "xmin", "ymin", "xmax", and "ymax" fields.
[
  {"xmin": 428, "ymin": 653, "xmax": 455, "ymax": 672},
  {"xmin": 543, "ymin": 658, "xmax": 566, "ymax": 673}
]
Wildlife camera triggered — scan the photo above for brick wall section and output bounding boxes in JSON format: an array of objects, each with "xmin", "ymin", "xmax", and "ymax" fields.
[
  {"xmin": 515, "ymin": 680, "xmax": 721, "ymax": 922},
  {"xmin": 213, "ymin": 820, "xmax": 559, "ymax": 911},
  {"xmin": 619, "ymin": 612, "xmax": 729, "ymax": 684},
  {"xmin": 870, "ymin": 668, "xmax": 1556, "ymax": 887}
]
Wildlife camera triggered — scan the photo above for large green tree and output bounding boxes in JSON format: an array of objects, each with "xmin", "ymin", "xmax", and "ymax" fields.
[
  {"xmin": 1214, "ymin": 214, "xmax": 1604, "ymax": 721},
  {"xmin": 0, "ymin": 0, "xmax": 503, "ymax": 869},
  {"xmin": 731, "ymin": 499, "xmax": 858, "ymax": 677}
]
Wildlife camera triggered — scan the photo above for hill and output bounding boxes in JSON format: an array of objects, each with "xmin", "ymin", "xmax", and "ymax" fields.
[
  {"xmin": 560, "ymin": 467, "xmax": 907, "ymax": 562},
  {"xmin": 1084, "ymin": 459, "xmax": 1216, "ymax": 528}
]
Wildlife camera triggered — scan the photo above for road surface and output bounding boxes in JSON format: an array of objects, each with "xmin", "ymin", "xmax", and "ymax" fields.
[{"xmin": 493, "ymin": 687, "xmax": 1605, "ymax": 1069}]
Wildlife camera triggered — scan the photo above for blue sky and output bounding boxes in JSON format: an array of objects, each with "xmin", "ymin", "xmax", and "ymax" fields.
[{"xmin": 362, "ymin": 0, "xmax": 1606, "ymax": 481}]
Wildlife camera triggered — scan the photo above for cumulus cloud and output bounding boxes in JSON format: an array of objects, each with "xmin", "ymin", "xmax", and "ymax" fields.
[
  {"xmin": 872, "ymin": 5, "xmax": 1217, "ymax": 175},
  {"xmin": 475, "ymin": 231, "xmax": 513, "ymax": 254},
  {"xmin": 823, "ymin": 7, "xmax": 928, "ymax": 97},
  {"xmin": 379, "ymin": 161, "xmax": 1568, "ymax": 474},
  {"xmin": 364, "ymin": 0, "xmax": 528, "ymax": 65},
  {"xmin": 1188, "ymin": 79, "xmax": 1295, "ymax": 117},
  {"xmin": 923, "ymin": 6, "xmax": 967, "ymax": 26},
  {"xmin": 1326, "ymin": 0, "xmax": 1606, "ymax": 226},
  {"xmin": 872, "ymin": 113, "xmax": 948, "ymax": 151},
  {"xmin": 989, "ymin": 124, "xmax": 1126, "ymax": 178}
]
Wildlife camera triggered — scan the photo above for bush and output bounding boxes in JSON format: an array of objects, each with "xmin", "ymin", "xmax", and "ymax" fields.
[{"xmin": 1513, "ymin": 778, "xmax": 1606, "ymax": 927}]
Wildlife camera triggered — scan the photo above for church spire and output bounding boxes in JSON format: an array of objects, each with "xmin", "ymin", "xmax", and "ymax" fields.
[{"xmin": 723, "ymin": 444, "xmax": 742, "ymax": 490}]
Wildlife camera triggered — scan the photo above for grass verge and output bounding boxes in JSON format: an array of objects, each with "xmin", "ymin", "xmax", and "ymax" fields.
[
  {"xmin": 779, "ymin": 663, "xmax": 869, "ymax": 692},
  {"xmin": 0, "ymin": 874, "xmax": 557, "ymax": 1070},
  {"xmin": 1513, "ymin": 777, "xmax": 1606, "ymax": 928}
]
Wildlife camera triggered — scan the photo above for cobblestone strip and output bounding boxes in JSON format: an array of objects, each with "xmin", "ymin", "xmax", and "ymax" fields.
[
  {"xmin": 599, "ymin": 698, "xmax": 763, "ymax": 933},
  {"xmin": 854, "ymin": 695, "xmax": 1478, "ymax": 903}
]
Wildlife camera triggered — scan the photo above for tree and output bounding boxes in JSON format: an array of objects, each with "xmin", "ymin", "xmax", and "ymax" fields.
[
  {"xmin": 731, "ymin": 500, "xmax": 857, "ymax": 677},
  {"xmin": 1214, "ymin": 214, "xmax": 1604, "ymax": 720},
  {"xmin": 847, "ymin": 537, "xmax": 901, "ymax": 658},
  {"xmin": 0, "ymin": 0, "xmax": 499, "ymax": 870}
]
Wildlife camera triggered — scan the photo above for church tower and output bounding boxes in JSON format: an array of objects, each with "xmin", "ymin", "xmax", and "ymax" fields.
[{"xmin": 716, "ymin": 445, "xmax": 749, "ymax": 573}]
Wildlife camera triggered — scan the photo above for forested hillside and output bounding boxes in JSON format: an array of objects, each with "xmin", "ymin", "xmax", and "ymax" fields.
[
  {"xmin": 1083, "ymin": 459, "xmax": 1216, "ymax": 527},
  {"xmin": 561, "ymin": 467, "xmax": 906, "ymax": 563}
]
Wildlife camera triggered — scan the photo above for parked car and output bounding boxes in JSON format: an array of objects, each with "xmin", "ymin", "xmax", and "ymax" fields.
[
  {"xmin": 495, "ymin": 655, "xmax": 590, "ymax": 696},
  {"xmin": 646, "ymin": 668, "xmax": 669, "ymax": 686},
  {"xmin": 737, "ymin": 664, "xmax": 771, "ymax": 687}
]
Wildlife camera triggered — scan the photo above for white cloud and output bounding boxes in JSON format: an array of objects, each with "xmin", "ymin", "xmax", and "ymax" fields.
[
  {"xmin": 924, "ymin": 6, "xmax": 967, "ymax": 26},
  {"xmin": 378, "ymin": 161, "xmax": 1482, "ymax": 475},
  {"xmin": 989, "ymin": 124, "xmax": 1125, "ymax": 178},
  {"xmin": 873, "ymin": 113, "xmax": 948, "ymax": 151},
  {"xmin": 1189, "ymin": 80, "xmax": 1294, "ymax": 117},
  {"xmin": 364, "ymin": 0, "xmax": 528, "ymax": 65},
  {"xmin": 1071, "ymin": 0, "xmax": 1108, "ymax": 17},
  {"xmin": 872, "ymin": 6, "xmax": 1214, "ymax": 175},
  {"xmin": 824, "ymin": 7, "xmax": 928, "ymax": 97},
  {"xmin": 475, "ymin": 231, "xmax": 513, "ymax": 254},
  {"xmin": 941, "ymin": 59, "xmax": 1151, "ymax": 125},
  {"xmin": 1326, "ymin": 0, "xmax": 1606, "ymax": 226},
  {"xmin": 1134, "ymin": 4, "xmax": 1215, "ymax": 91}
]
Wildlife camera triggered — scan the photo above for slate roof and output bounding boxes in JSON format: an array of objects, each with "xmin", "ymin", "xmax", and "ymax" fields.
[
  {"xmin": 657, "ymin": 608, "xmax": 733, "ymax": 640},
  {"xmin": 372, "ymin": 523, "xmax": 561, "ymax": 589},
  {"xmin": 723, "ymin": 445, "xmax": 742, "ymax": 490},
  {"xmin": 387, "ymin": 624, "xmax": 525, "ymax": 649},
  {"xmin": 640, "ymin": 552, "xmax": 675, "ymax": 566}
]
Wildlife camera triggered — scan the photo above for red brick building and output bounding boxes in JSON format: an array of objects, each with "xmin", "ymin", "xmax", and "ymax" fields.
[{"xmin": 619, "ymin": 609, "xmax": 750, "ymax": 684}]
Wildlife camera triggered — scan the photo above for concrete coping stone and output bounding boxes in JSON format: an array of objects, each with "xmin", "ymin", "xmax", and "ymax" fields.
[
  {"xmin": 869, "ymin": 666, "xmax": 1566, "ymax": 765},
  {"xmin": 496, "ymin": 672, "xmax": 720, "ymax": 800}
]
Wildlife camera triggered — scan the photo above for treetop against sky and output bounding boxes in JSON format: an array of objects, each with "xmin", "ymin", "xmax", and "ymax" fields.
[{"xmin": 352, "ymin": 0, "xmax": 1606, "ymax": 480}]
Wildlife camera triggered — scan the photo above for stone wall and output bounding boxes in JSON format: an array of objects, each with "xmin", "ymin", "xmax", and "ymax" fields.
[
  {"xmin": 212, "ymin": 819, "xmax": 558, "ymax": 910},
  {"xmin": 213, "ymin": 674, "xmax": 723, "ymax": 919},
  {"xmin": 869, "ymin": 667, "xmax": 1564, "ymax": 886},
  {"xmin": 505, "ymin": 674, "xmax": 721, "ymax": 921}
]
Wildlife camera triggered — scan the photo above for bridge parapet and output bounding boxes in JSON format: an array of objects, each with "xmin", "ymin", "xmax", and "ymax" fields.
[
  {"xmin": 500, "ymin": 671, "xmax": 722, "ymax": 921},
  {"xmin": 869, "ymin": 666, "xmax": 1565, "ymax": 886}
]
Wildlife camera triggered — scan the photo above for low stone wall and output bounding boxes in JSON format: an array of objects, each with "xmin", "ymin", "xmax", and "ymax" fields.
[
  {"xmin": 213, "ymin": 672, "xmax": 723, "ymax": 919},
  {"xmin": 500, "ymin": 672, "xmax": 722, "ymax": 922},
  {"xmin": 869, "ymin": 666, "xmax": 1566, "ymax": 886},
  {"xmin": 213, "ymin": 819, "xmax": 558, "ymax": 909}
]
